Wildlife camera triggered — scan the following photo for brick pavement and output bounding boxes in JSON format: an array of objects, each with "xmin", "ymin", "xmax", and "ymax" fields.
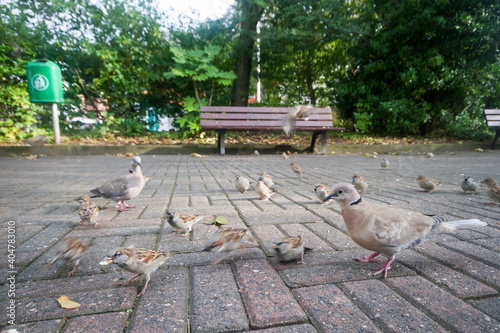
[{"xmin": 0, "ymin": 150, "xmax": 499, "ymax": 332}]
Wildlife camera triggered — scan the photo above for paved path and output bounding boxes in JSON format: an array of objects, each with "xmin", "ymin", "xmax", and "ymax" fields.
[{"xmin": 1, "ymin": 150, "xmax": 500, "ymax": 332}]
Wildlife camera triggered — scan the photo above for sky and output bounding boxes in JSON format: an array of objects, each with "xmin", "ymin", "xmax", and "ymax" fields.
[{"xmin": 156, "ymin": 0, "xmax": 235, "ymax": 22}]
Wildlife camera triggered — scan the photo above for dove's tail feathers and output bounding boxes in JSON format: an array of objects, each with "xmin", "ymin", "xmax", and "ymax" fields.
[{"xmin": 439, "ymin": 219, "xmax": 486, "ymax": 233}]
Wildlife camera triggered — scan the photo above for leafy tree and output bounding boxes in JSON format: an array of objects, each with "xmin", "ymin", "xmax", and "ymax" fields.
[
  {"xmin": 231, "ymin": 0, "xmax": 267, "ymax": 106},
  {"xmin": 336, "ymin": 0, "xmax": 500, "ymax": 137},
  {"xmin": 259, "ymin": 0, "xmax": 348, "ymax": 106}
]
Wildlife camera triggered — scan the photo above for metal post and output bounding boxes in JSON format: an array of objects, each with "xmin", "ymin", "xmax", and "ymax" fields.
[{"xmin": 52, "ymin": 103, "xmax": 60, "ymax": 144}]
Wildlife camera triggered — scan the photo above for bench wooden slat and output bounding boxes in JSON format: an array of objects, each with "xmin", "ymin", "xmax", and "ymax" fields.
[
  {"xmin": 201, "ymin": 120, "xmax": 336, "ymax": 129},
  {"xmin": 487, "ymin": 121, "xmax": 500, "ymax": 126},
  {"xmin": 201, "ymin": 113, "xmax": 334, "ymax": 120},
  {"xmin": 201, "ymin": 106, "xmax": 332, "ymax": 114},
  {"xmin": 485, "ymin": 115, "xmax": 500, "ymax": 121},
  {"xmin": 484, "ymin": 109, "xmax": 500, "ymax": 115}
]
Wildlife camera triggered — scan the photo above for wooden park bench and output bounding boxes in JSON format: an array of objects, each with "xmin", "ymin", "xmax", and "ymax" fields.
[
  {"xmin": 200, "ymin": 106, "xmax": 344, "ymax": 155},
  {"xmin": 485, "ymin": 109, "xmax": 500, "ymax": 149}
]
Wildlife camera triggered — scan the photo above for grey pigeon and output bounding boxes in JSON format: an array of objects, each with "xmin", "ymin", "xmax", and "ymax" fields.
[{"xmin": 90, "ymin": 156, "xmax": 145, "ymax": 211}]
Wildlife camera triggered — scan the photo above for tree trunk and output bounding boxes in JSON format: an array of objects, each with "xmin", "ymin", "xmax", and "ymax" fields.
[{"xmin": 231, "ymin": 0, "xmax": 265, "ymax": 106}]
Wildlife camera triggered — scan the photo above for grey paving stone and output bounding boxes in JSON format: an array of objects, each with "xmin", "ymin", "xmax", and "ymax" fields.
[{"xmin": 64, "ymin": 311, "xmax": 128, "ymax": 333}]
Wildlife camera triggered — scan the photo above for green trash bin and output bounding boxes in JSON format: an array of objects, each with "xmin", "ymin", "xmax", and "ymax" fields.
[{"xmin": 26, "ymin": 59, "xmax": 64, "ymax": 103}]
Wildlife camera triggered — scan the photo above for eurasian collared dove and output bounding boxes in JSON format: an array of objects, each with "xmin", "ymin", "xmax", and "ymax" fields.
[
  {"xmin": 90, "ymin": 156, "xmax": 145, "ymax": 211},
  {"xmin": 323, "ymin": 183, "xmax": 486, "ymax": 278}
]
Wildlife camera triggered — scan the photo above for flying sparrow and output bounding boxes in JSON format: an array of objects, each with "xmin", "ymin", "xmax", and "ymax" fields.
[
  {"xmin": 235, "ymin": 174, "xmax": 250, "ymax": 193},
  {"xmin": 47, "ymin": 238, "xmax": 89, "ymax": 276},
  {"xmin": 258, "ymin": 172, "xmax": 274, "ymax": 188},
  {"xmin": 75, "ymin": 196, "xmax": 99, "ymax": 226},
  {"xmin": 417, "ymin": 176, "xmax": 441, "ymax": 193},
  {"xmin": 481, "ymin": 178, "xmax": 500, "ymax": 205},
  {"xmin": 282, "ymin": 151, "xmax": 291, "ymax": 160},
  {"xmin": 100, "ymin": 248, "xmax": 178, "ymax": 297},
  {"xmin": 203, "ymin": 227, "xmax": 252, "ymax": 265},
  {"xmin": 164, "ymin": 211, "xmax": 208, "ymax": 236},
  {"xmin": 255, "ymin": 180, "xmax": 276, "ymax": 200},
  {"xmin": 352, "ymin": 174, "xmax": 369, "ymax": 193},
  {"xmin": 290, "ymin": 162, "xmax": 304, "ymax": 178},
  {"xmin": 314, "ymin": 184, "xmax": 330, "ymax": 202},
  {"xmin": 461, "ymin": 176, "xmax": 479, "ymax": 195},
  {"xmin": 273, "ymin": 236, "xmax": 308, "ymax": 263}
]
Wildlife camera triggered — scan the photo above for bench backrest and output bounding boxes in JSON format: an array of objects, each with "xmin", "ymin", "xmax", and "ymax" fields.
[
  {"xmin": 200, "ymin": 106, "xmax": 336, "ymax": 130},
  {"xmin": 485, "ymin": 109, "xmax": 500, "ymax": 127}
]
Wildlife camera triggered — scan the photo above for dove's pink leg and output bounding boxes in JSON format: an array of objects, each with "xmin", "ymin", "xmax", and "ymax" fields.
[
  {"xmin": 123, "ymin": 201, "xmax": 135, "ymax": 208},
  {"xmin": 117, "ymin": 203, "xmax": 129, "ymax": 211},
  {"xmin": 372, "ymin": 259, "xmax": 393, "ymax": 278},
  {"xmin": 355, "ymin": 252, "xmax": 380, "ymax": 263}
]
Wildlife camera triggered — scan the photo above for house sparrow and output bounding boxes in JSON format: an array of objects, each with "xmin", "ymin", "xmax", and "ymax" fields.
[
  {"xmin": 75, "ymin": 196, "xmax": 99, "ymax": 226},
  {"xmin": 90, "ymin": 156, "xmax": 145, "ymax": 211},
  {"xmin": 314, "ymin": 184, "xmax": 330, "ymax": 202},
  {"xmin": 164, "ymin": 211, "xmax": 208, "ymax": 236},
  {"xmin": 282, "ymin": 151, "xmax": 291, "ymax": 160},
  {"xmin": 283, "ymin": 105, "xmax": 315, "ymax": 134},
  {"xmin": 461, "ymin": 176, "xmax": 479, "ymax": 195},
  {"xmin": 290, "ymin": 162, "xmax": 304, "ymax": 178},
  {"xmin": 417, "ymin": 176, "xmax": 441, "ymax": 193},
  {"xmin": 203, "ymin": 227, "xmax": 252, "ymax": 265},
  {"xmin": 426, "ymin": 152, "xmax": 435, "ymax": 158},
  {"xmin": 100, "ymin": 248, "xmax": 178, "ymax": 297},
  {"xmin": 46, "ymin": 238, "xmax": 89, "ymax": 276},
  {"xmin": 481, "ymin": 178, "xmax": 500, "ymax": 205},
  {"xmin": 273, "ymin": 236, "xmax": 307, "ymax": 263},
  {"xmin": 258, "ymin": 172, "xmax": 274, "ymax": 188},
  {"xmin": 380, "ymin": 158, "xmax": 389, "ymax": 169},
  {"xmin": 235, "ymin": 174, "xmax": 250, "ymax": 193},
  {"xmin": 323, "ymin": 183, "xmax": 486, "ymax": 278},
  {"xmin": 352, "ymin": 174, "xmax": 369, "ymax": 193},
  {"xmin": 255, "ymin": 180, "xmax": 276, "ymax": 200},
  {"xmin": 254, "ymin": 150, "xmax": 260, "ymax": 156}
]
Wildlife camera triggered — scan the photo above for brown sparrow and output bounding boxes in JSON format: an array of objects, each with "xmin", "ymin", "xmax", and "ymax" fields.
[
  {"xmin": 258, "ymin": 172, "xmax": 274, "ymax": 188},
  {"xmin": 282, "ymin": 151, "xmax": 291, "ymax": 160},
  {"xmin": 235, "ymin": 174, "xmax": 250, "ymax": 193},
  {"xmin": 426, "ymin": 152, "xmax": 435, "ymax": 158},
  {"xmin": 254, "ymin": 150, "xmax": 260, "ymax": 156},
  {"xmin": 90, "ymin": 156, "xmax": 145, "ymax": 211},
  {"xmin": 481, "ymin": 178, "xmax": 500, "ymax": 205},
  {"xmin": 352, "ymin": 174, "xmax": 369, "ymax": 193},
  {"xmin": 75, "ymin": 196, "xmax": 99, "ymax": 226},
  {"xmin": 290, "ymin": 162, "xmax": 304, "ymax": 178},
  {"xmin": 417, "ymin": 176, "xmax": 441, "ymax": 193},
  {"xmin": 283, "ymin": 105, "xmax": 314, "ymax": 134},
  {"xmin": 314, "ymin": 184, "xmax": 330, "ymax": 202},
  {"xmin": 47, "ymin": 238, "xmax": 89, "ymax": 276},
  {"xmin": 461, "ymin": 176, "xmax": 479, "ymax": 195},
  {"xmin": 100, "ymin": 248, "xmax": 178, "ymax": 297},
  {"xmin": 203, "ymin": 227, "xmax": 252, "ymax": 265},
  {"xmin": 255, "ymin": 180, "xmax": 276, "ymax": 200},
  {"xmin": 380, "ymin": 158, "xmax": 389, "ymax": 169},
  {"xmin": 273, "ymin": 236, "xmax": 307, "ymax": 263},
  {"xmin": 164, "ymin": 211, "xmax": 208, "ymax": 236}
]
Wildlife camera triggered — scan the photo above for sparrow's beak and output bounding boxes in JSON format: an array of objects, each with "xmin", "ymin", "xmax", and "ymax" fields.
[{"xmin": 99, "ymin": 257, "xmax": 114, "ymax": 266}]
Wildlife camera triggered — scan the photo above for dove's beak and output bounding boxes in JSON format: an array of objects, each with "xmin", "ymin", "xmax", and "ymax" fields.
[{"xmin": 322, "ymin": 193, "xmax": 337, "ymax": 203}]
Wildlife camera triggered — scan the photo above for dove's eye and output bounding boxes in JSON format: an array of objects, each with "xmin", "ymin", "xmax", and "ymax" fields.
[{"xmin": 338, "ymin": 189, "xmax": 344, "ymax": 194}]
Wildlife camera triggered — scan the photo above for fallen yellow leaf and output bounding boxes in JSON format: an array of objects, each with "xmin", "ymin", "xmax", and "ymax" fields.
[
  {"xmin": 126, "ymin": 152, "xmax": 134, "ymax": 157},
  {"xmin": 475, "ymin": 148, "xmax": 484, "ymax": 152},
  {"xmin": 57, "ymin": 295, "xmax": 81, "ymax": 309}
]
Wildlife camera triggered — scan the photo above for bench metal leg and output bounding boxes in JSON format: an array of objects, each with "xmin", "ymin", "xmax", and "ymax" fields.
[
  {"xmin": 493, "ymin": 129, "xmax": 500, "ymax": 150},
  {"xmin": 309, "ymin": 131, "xmax": 327, "ymax": 155},
  {"xmin": 218, "ymin": 130, "xmax": 226, "ymax": 155}
]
